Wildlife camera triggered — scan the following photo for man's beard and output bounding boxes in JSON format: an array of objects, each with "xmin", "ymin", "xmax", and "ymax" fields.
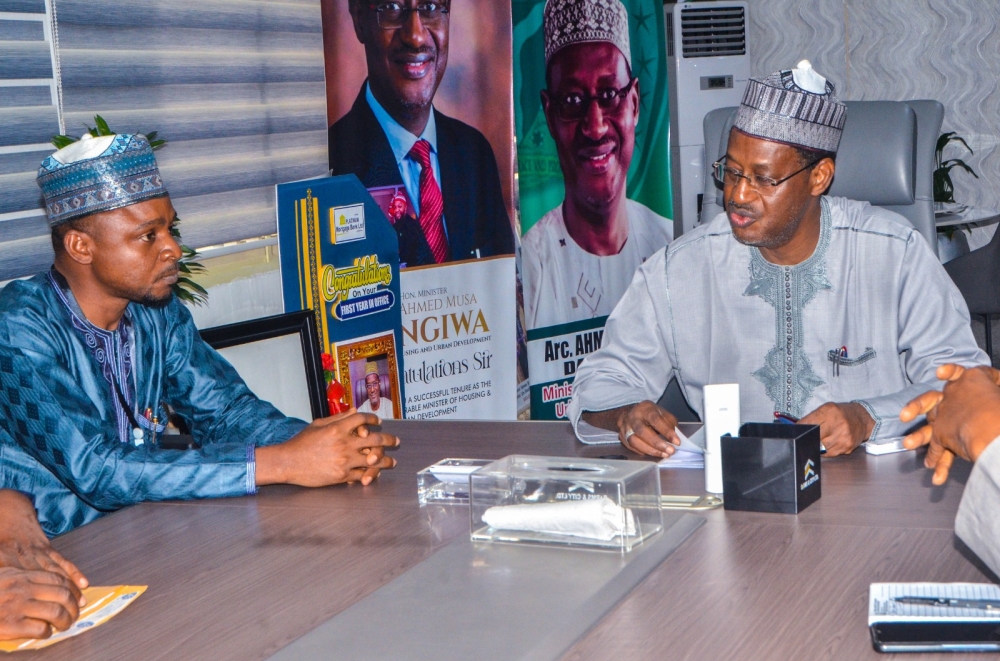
[
  {"xmin": 111, "ymin": 272, "xmax": 176, "ymax": 308},
  {"xmin": 729, "ymin": 203, "xmax": 803, "ymax": 250},
  {"xmin": 392, "ymin": 47, "xmax": 439, "ymax": 112},
  {"xmin": 135, "ymin": 289, "xmax": 174, "ymax": 308}
]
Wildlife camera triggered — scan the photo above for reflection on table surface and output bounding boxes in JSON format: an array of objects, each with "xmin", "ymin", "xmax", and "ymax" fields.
[{"xmin": 40, "ymin": 420, "xmax": 990, "ymax": 661}]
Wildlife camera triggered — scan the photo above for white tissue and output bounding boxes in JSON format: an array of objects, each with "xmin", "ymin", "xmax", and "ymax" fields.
[
  {"xmin": 791, "ymin": 59, "xmax": 827, "ymax": 94},
  {"xmin": 51, "ymin": 133, "xmax": 117, "ymax": 165},
  {"xmin": 481, "ymin": 496, "xmax": 636, "ymax": 541}
]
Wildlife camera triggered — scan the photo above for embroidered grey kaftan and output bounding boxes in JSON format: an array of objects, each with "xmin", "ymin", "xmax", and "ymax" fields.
[{"xmin": 569, "ymin": 196, "xmax": 989, "ymax": 445}]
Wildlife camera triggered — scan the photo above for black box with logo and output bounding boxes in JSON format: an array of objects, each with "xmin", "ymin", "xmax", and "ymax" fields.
[{"xmin": 720, "ymin": 423, "xmax": 821, "ymax": 514}]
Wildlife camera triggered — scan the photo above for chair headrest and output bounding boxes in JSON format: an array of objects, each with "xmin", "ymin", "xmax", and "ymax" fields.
[{"xmin": 828, "ymin": 101, "xmax": 916, "ymax": 205}]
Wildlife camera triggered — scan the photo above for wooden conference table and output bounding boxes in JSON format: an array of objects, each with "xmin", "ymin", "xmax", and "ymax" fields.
[{"xmin": 37, "ymin": 420, "xmax": 994, "ymax": 661}]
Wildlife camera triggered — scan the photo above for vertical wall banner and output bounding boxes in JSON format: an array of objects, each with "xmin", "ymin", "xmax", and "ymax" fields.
[
  {"xmin": 277, "ymin": 175, "xmax": 406, "ymax": 420},
  {"xmin": 527, "ymin": 317, "xmax": 607, "ymax": 419},
  {"xmin": 400, "ymin": 257, "xmax": 519, "ymax": 420},
  {"xmin": 514, "ymin": 0, "xmax": 673, "ymax": 419},
  {"xmin": 321, "ymin": 0, "xmax": 527, "ymax": 419}
]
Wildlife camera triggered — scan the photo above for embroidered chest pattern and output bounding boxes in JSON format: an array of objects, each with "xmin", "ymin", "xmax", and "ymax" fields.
[
  {"xmin": 49, "ymin": 272, "xmax": 135, "ymax": 444},
  {"xmin": 744, "ymin": 201, "xmax": 833, "ymax": 417}
]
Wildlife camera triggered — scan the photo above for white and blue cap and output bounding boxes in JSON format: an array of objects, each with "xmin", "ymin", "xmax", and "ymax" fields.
[
  {"xmin": 543, "ymin": 0, "xmax": 632, "ymax": 69},
  {"xmin": 37, "ymin": 133, "xmax": 167, "ymax": 227},
  {"xmin": 734, "ymin": 60, "xmax": 847, "ymax": 153}
]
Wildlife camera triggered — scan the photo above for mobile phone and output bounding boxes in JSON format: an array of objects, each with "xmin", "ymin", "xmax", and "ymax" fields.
[
  {"xmin": 773, "ymin": 413, "xmax": 826, "ymax": 454},
  {"xmin": 870, "ymin": 622, "xmax": 1000, "ymax": 653}
]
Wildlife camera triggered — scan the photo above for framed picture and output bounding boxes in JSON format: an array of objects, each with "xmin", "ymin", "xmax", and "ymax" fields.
[
  {"xmin": 200, "ymin": 310, "xmax": 328, "ymax": 421},
  {"xmin": 367, "ymin": 184, "xmax": 415, "ymax": 227},
  {"xmin": 335, "ymin": 331, "xmax": 401, "ymax": 420}
]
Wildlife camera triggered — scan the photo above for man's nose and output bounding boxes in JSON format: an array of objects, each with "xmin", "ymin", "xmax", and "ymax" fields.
[
  {"xmin": 579, "ymin": 98, "xmax": 609, "ymax": 142},
  {"xmin": 728, "ymin": 175, "xmax": 755, "ymax": 207},
  {"xmin": 398, "ymin": 8, "xmax": 429, "ymax": 48},
  {"xmin": 163, "ymin": 232, "xmax": 183, "ymax": 261}
]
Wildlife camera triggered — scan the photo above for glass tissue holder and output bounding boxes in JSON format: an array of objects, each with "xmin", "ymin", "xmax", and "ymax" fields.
[
  {"xmin": 469, "ymin": 455, "xmax": 662, "ymax": 552},
  {"xmin": 418, "ymin": 458, "xmax": 492, "ymax": 505}
]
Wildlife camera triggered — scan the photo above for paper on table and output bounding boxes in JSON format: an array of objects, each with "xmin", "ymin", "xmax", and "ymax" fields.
[
  {"xmin": 869, "ymin": 583, "xmax": 1000, "ymax": 625},
  {"xmin": 658, "ymin": 449, "xmax": 705, "ymax": 469},
  {"xmin": 864, "ymin": 438, "xmax": 911, "ymax": 455},
  {"xmin": 482, "ymin": 496, "xmax": 636, "ymax": 541},
  {"xmin": 0, "ymin": 585, "xmax": 146, "ymax": 652},
  {"xmin": 576, "ymin": 420, "xmax": 705, "ymax": 452},
  {"xmin": 674, "ymin": 423, "xmax": 705, "ymax": 454},
  {"xmin": 657, "ymin": 424, "xmax": 705, "ymax": 468}
]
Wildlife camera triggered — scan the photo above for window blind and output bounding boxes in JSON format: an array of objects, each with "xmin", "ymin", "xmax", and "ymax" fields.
[
  {"xmin": 0, "ymin": 0, "xmax": 62, "ymax": 281},
  {"xmin": 0, "ymin": 0, "xmax": 328, "ymax": 281}
]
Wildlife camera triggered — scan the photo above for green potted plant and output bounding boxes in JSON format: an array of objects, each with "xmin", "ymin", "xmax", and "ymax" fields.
[
  {"xmin": 934, "ymin": 131, "xmax": 978, "ymax": 204},
  {"xmin": 51, "ymin": 116, "xmax": 208, "ymax": 305},
  {"xmin": 934, "ymin": 131, "xmax": 979, "ymax": 262}
]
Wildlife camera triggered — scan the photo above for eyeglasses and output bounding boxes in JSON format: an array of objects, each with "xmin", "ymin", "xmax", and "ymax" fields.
[
  {"xmin": 369, "ymin": 2, "xmax": 449, "ymax": 30},
  {"xmin": 550, "ymin": 78, "xmax": 638, "ymax": 122},
  {"xmin": 712, "ymin": 156, "xmax": 822, "ymax": 194}
]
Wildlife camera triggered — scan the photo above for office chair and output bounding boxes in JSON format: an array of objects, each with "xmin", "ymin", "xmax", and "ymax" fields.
[
  {"xmin": 944, "ymin": 226, "xmax": 1000, "ymax": 367},
  {"xmin": 701, "ymin": 100, "xmax": 943, "ymax": 255}
]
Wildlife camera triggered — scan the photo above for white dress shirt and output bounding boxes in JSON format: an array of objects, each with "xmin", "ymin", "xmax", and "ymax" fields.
[{"xmin": 366, "ymin": 82, "xmax": 442, "ymax": 226}]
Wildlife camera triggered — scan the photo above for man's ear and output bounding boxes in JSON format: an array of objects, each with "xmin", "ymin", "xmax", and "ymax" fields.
[
  {"xmin": 349, "ymin": 0, "xmax": 367, "ymax": 44},
  {"xmin": 809, "ymin": 158, "xmax": 836, "ymax": 197},
  {"xmin": 629, "ymin": 77, "xmax": 640, "ymax": 122},
  {"xmin": 540, "ymin": 89, "xmax": 556, "ymax": 136},
  {"xmin": 63, "ymin": 227, "xmax": 96, "ymax": 265}
]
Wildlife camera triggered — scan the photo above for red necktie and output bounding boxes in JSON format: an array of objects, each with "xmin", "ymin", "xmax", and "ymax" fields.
[{"xmin": 408, "ymin": 139, "xmax": 449, "ymax": 264}]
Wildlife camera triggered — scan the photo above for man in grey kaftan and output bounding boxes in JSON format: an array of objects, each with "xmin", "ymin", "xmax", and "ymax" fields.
[
  {"xmin": 569, "ymin": 60, "xmax": 988, "ymax": 456},
  {"xmin": 570, "ymin": 195, "xmax": 986, "ymax": 446}
]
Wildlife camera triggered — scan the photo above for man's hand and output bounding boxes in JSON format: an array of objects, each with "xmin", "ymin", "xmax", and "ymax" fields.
[
  {"xmin": 901, "ymin": 364, "xmax": 1000, "ymax": 485},
  {"xmin": 799, "ymin": 402, "xmax": 875, "ymax": 457},
  {"xmin": 583, "ymin": 401, "xmax": 679, "ymax": 458},
  {"xmin": 0, "ymin": 491, "xmax": 87, "ymax": 606},
  {"xmin": 0, "ymin": 568, "xmax": 80, "ymax": 641},
  {"xmin": 256, "ymin": 410, "xmax": 400, "ymax": 487}
]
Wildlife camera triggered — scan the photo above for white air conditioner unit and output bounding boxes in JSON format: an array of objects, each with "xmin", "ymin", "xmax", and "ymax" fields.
[{"xmin": 666, "ymin": 0, "xmax": 750, "ymax": 236}]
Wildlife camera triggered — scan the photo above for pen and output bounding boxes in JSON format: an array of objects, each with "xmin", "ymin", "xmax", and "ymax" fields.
[{"xmin": 894, "ymin": 596, "xmax": 1000, "ymax": 610}]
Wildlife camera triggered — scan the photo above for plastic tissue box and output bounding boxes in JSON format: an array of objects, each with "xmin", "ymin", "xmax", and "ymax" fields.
[
  {"xmin": 418, "ymin": 458, "xmax": 493, "ymax": 505},
  {"xmin": 469, "ymin": 455, "xmax": 662, "ymax": 552}
]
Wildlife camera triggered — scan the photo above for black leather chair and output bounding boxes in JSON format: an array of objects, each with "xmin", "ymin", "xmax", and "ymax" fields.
[{"xmin": 945, "ymin": 226, "xmax": 1000, "ymax": 366}]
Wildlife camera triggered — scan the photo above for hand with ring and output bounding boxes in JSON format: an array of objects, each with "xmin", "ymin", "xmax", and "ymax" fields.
[
  {"xmin": 582, "ymin": 401, "xmax": 680, "ymax": 458},
  {"xmin": 616, "ymin": 401, "xmax": 680, "ymax": 458}
]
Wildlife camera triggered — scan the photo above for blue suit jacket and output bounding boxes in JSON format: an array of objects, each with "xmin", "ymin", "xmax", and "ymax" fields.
[
  {"xmin": 0, "ymin": 274, "xmax": 307, "ymax": 536},
  {"xmin": 329, "ymin": 83, "xmax": 514, "ymax": 266}
]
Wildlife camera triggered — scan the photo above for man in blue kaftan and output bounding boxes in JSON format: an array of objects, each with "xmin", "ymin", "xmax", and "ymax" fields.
[{"xmin": 0, "ymin": 133, "xmax": 399, "ymax": 536}]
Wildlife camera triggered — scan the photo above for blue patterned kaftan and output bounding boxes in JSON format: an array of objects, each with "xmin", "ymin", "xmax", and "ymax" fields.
[{"xmin": 0, "ymin": 270, "xmax": 307, "ymax": 536}]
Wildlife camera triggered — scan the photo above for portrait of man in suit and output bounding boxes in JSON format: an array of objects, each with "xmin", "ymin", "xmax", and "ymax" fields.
[{"xmin": 330, "ymin": 0, "xmax": 515, "ymax": 267}]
